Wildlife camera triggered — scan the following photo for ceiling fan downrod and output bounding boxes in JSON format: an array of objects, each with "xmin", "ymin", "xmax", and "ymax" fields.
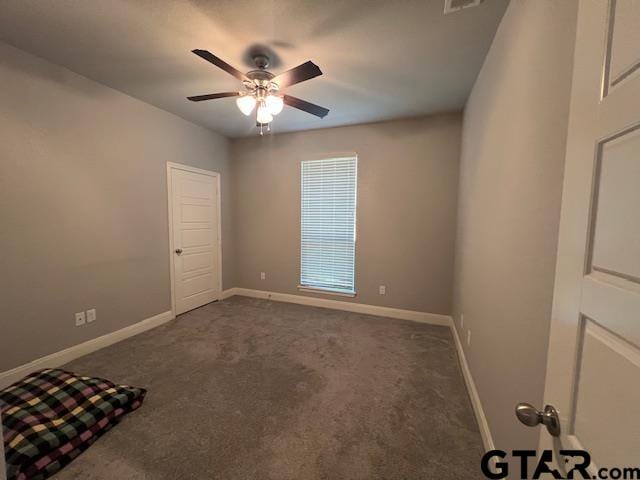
[{"xmin": 252, "ymin": 54, "xmax": 270, "ymax": 70}]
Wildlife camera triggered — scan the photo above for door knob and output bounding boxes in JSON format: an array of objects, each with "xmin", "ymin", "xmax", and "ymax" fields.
[
  {"xmin": 175, "ymin": 248, "xmax": 183, "ymax": 255},
  {"xmin": 515, "ymin": 403, "xmax": 561, "ymax": 437}
]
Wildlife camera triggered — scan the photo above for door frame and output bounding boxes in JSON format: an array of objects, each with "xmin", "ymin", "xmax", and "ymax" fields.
[{"xmin": 166, "ymin": 162, "xmax": 222, "ymax": 317}]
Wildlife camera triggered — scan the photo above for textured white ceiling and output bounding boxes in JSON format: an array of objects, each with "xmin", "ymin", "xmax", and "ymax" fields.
[{"xmin": 0, "ymin": 0, "xmax": 507, "ymax": 138}]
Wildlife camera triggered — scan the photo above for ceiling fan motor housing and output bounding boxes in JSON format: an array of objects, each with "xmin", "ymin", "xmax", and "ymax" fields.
[{"xmin": 245, "ymin": 68, "xmax": 279, "ymax": 100}]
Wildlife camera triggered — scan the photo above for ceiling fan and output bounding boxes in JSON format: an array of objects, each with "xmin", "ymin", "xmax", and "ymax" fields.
[{"xmin": 187, "ymin": 49, "xmax": 330, "ymax": 134}]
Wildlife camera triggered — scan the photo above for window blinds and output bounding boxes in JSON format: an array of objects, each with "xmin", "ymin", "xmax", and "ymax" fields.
[{"xmin": 300, "ymin": 156, "xmax": 358, "ymax": 294}]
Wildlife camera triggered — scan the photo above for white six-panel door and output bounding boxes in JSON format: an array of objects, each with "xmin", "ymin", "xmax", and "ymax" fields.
[
  {"xmin": 168, "ymin": 163, "xmax": 221, "ymax": 315},
  {"xmin": 542, "ymin": 0, "xmax": 640, "ymax": 473}
]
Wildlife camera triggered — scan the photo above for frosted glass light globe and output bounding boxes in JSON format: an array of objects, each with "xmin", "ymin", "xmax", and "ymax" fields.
[
  {"xmin": 256, "ymin": 103, "xmax": 273, "ymax": 124},
  {"xmin": 236, "ymin": 95, "xmax": 256, "ymax": 116},
  {"xmin": 266, "ymin": 95, "xmax": 284, "ymax": 115}
]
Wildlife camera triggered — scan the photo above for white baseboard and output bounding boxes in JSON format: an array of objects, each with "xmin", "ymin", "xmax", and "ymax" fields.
[
  {"xmin": 451, "ymin": 323, "xmax": 495, "ymax": 452},
  {"xmin": 0, "ymin": 310, "xmax": 174, "ymax": 389},
  {"xmin": 220, "ymin": 288, "xmax": 236, "ymax": 300},
  {"xmin": 223, "ymin": 287, "xmax": 451, "ymax": 326}
]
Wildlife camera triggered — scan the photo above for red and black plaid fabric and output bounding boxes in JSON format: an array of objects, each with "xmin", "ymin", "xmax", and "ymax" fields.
[{"xmin": 1, "ymin": 368, "xmax": 146, "ymax": 480}]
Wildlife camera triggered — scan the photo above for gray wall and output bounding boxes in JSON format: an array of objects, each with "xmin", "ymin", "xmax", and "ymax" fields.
[
  {"xmin": 231, "ymin": 114, "xmax": 461, "ymax": 314},
  {"xmin": 0, "ymin": 42, "xmax": 233, "ymax": 372},
  {"xmin": 452, "ymin": 1, "xmax": 578, "ymax": 450}
]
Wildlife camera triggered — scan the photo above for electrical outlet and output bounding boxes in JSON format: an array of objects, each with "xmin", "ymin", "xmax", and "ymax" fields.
[
  {"xmin": 467, "ymin": 329, "xmax": 472, "ymax": 346},
  {"xmin": 86, "ymin": 309, "xmax": 97, "ymax": 323},
  {"xmin": 75, "ymin": 312, "xmax": 86, "ymax": 326},
  {"xmin": 460, "ymin": 313, "xmax": 464, "ymax": 328},
  {"xmin": 260, "ymin": 272, "xmax": 266, "ymax": 280},
  {"xmin": 379, "ymin": 285, "xmax": 386, "ymax": 295}
]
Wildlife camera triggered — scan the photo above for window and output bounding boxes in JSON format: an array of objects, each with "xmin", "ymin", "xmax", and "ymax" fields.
[{"xmin": 300, "ymin": 155, "xmax": 358, "ymax": 296}]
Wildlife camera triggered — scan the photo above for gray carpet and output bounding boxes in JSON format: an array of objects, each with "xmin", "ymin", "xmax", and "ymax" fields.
[{"xmin": 58, "ymin": 296, "xmax": 483, "ymax": 479}]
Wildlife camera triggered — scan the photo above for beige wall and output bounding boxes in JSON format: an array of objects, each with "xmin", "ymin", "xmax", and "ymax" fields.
[
  {"xmin": 231, "ymin": 114, "xmax": 461, "ymax": 314},
  {"xmin": 452, "ymin": 1, "xmax": 578, "ymax": 451},
  {"xmin": 0, "ymin": 42, "xmax": 233, "ymax": 371}
]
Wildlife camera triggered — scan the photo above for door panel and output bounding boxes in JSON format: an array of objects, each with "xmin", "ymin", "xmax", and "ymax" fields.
[
  {"xmin": 604, "ymin": 0, "xmax": 640, "ymax": 93},
  {"xmin": 573, "ymin": 320, "xmax": 640, "ymax": 468},
  {"xmin": 182, "ymin": 272, "xmax": 215, "ymax": 297},
  {"xmin": 170, "ymin": 166, "xmax": 220, "ymax": 315},
  {"xmin": 182, "ymin": 251, "xmax": 215, "ymax": 273},
  {"xmin": 181, "ymin": 204, "xmax": 213, "ymax": 223},
  {"xmin": 566, "ymin": 303, "xmax": 640, "ymax": 474},
  {"xmin": 590, "ymin": 127, "xmax": 640, "ymax": 281},
  {"xmin": 182, "ymin": 229, "xmax": 212, "ymax": 248},
  {"xmin": 542, "ymin": 0, "xmax": 640, "ymax": 473}
]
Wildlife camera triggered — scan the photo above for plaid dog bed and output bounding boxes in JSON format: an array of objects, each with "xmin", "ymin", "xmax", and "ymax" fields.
[{"xmin": 1, "ymin": 368, "xmax": 146, "ymax": 480}]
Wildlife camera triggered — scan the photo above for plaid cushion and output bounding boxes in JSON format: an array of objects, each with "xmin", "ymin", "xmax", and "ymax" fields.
[{"xmin": 1, "ymin": 368, "xmax": 146, "ymax": 480}]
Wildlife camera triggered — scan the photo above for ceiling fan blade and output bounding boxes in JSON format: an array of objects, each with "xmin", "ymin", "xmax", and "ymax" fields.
[
  {"xmin": 274, "ymin": 61, "xmax": 322, "ymax": 88},
  {"xmin": 283, "ymin": 95, "xmax": 329, "ymax": 118},
  {"xmin": 187, "ymin": 92, "xmax": 240, "ymax": 102},
  {"xmin": 192, "ymin": 49, "xmax": 248, "ymax": 81}
]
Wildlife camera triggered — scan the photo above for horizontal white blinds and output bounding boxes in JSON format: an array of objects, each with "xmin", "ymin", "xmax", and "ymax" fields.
[{"xmin": 300, "ymin": 156, "xmax": 357, "ymax": 294}]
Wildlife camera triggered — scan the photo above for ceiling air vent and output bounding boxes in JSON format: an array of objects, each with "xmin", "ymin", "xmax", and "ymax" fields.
[{"xmin": 444, "ymin": 0, "xmax": 483, "ymax": 14}]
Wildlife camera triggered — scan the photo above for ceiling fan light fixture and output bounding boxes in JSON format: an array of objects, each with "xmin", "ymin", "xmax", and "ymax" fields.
[
  {"xmin": 188, "ymin": 49, "xmax": 329, "ymax": 134},
  {"xmin": 256, "ymin": 101, "xmax": 273, "ymax": 124},
  {"xmin": 236, "ymin": 94, "xmax": 256, "ymax": 116},
  {"xmin": 265, "ymin": 94, "xmax": 284, "ymax": 115}
]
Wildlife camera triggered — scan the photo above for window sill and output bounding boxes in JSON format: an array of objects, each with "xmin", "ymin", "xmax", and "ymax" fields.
[{"xmin": 297, "ymin": 286, "xmax": 356, "ymax": 298}]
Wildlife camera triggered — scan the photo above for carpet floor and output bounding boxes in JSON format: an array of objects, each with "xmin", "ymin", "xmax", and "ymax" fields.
[{"xmin": 57, "ymin": 296, "xmax": 483, "ymax": 479}]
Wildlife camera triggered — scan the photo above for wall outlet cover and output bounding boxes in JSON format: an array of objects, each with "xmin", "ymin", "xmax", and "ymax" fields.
[
  {"xmin": 379, "ymin": 285, "xmax": 386, "ymax": 295},
  {"xmin": 75, "ymin": 312, "xmax": 86, "ymax": 326},
  {"xmin": 260, "ymin": 272, "xmax": 266, "ymax": 280},
  {"xmin": 86, "ymin": 309, "xmax": 97, "ymax": 323}
]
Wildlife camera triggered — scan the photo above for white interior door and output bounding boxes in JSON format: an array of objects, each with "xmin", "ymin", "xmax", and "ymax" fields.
[
  {"xmin": 168, "ymin": 164, "xmax": 221, "ymax": 315},
  {"xmin": 542, "ymin": 0, "xmax": 640, "ymax": 474}
]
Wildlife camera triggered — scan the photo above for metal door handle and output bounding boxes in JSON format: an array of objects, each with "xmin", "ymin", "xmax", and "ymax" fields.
[
  {"xmin": 515, "ymin": 403, "xmax": 561, "ymax": 437},
  {"xmin": 175, "ymin": 248, "xmax": 183, "ymax": 255}
]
